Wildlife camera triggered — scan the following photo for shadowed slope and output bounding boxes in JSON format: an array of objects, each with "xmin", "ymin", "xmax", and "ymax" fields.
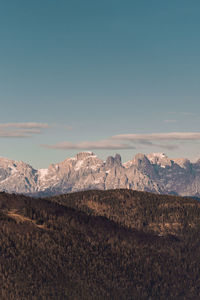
[{"xmin": 0, "ymin": 190, "xmax": 200, "ymax": 299}]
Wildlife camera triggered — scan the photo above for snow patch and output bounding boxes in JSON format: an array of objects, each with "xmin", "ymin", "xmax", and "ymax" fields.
[
  {"xmin": 123, "ymin": 161, "xmax": 132, "ymax": 168},
  {"xmin": 74, "ymin": 160, "xmax": 84, "ymax": 171},
  {"xmin": 9, "ymin": 165, "xmax": 18, "ymax": 174},
  {"xmin": 38, "ymin": 169, "xmax": 48, "ymax": 179}
]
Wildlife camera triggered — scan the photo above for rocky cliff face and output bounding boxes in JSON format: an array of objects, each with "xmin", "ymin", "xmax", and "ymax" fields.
[
  {"xmin": 0, "ymin": 157, "xmax": 37, "ymax": 193},
  {"xmin": 0, "ymin": 151, "xmax": 200, "ymax": 197}
]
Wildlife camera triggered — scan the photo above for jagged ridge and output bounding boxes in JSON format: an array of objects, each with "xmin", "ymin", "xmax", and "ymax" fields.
[{"xmin": 0, "ymin": 151, "xmax": 200, "ymax": 196}]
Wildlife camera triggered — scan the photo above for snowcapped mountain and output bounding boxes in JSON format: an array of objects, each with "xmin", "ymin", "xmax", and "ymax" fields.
[
  {"xmin": 0, "ymin": 151, "xmax": 200, "ymax": 197},
  {"xmin": 0, "ymin": 157, "xmax": 37, "ymax": 194}
]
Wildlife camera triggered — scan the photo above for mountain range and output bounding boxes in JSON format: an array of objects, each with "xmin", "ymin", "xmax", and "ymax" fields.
[{"xmin": 0, "ymin": 151, "xmax": 200, "ymax": 197}]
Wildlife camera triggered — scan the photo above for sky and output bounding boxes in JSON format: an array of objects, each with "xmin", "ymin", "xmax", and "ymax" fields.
[{"xmin": 0, "ymin": 0, "xmax": 200, "ymax": 168}]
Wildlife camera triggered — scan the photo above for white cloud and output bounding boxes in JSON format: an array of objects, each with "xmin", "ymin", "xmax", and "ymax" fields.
[
  {"xmin": 0, "ymin": 122, "xmax": 50, "ymax": 138},
  {"xmin": 42, "ymin": 139, "xmax": 135, "ymax": 150},
  {"xmin": 42, "ymin": 132, "xmax": 200, "ymax": 151},
  {"xmin": 112, "ymin": 132, "xmax": 200, "ymax": 141},
  {"xmin": 0, "ymin": 131, "xmax": 30, "ymax": 138},
  {"xmin": 0, "ymin": 122, "xmax": 50, "ymax": 129},
  {"xmin": 0, "ymin": 122, "xmax": 73, "ymax": 138}
]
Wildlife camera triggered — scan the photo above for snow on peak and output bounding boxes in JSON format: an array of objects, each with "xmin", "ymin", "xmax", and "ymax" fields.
[
  {"xmin": 148, "ymin": 153, "xmax": 167, "ymax": 158},
  {"xmin": 38, "ymin": 169, "xmax": 49, "ymax": 180},
  {"xmin": 76, "ymin": 152, "xmax": 96, "ymax": 160},
  {"xmin": 74, "ymin": 160, "xmax": 84, "ymax": 171},
  {"xmin": 147, "ymin": 153, "xmax": 171, "ymax": 168}
]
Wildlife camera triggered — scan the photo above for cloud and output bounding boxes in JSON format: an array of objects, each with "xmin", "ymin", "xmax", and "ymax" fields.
[
  {"xmin": 0, "ymin": 122, "xmax": 73, "ymax": 138},
  {"xmin": 112, "ymin": 132, "xmax": 200, "ymax": 141},
  {"xmin": 0, "ymin": 122, "xmax": 50, "ymax": 129},
  {"xmin": 0, "ymin": 122, "xmax": 50, "ymax": 138},
  {"xmin": 133, "ymin": 139, "xmax": 178, "ymax": 150},
  {"xmin": 16, "ymin": 129, "xmax": 42, "ymax": 134},
  {"xmin": 111, "ymin": 132, "xmax": 200, "ymax": 150},
  {"xmin": 42, "ymin": 132, "xmax": 200, "ymax": 151},
  {"xmin": 0, "ymin": 131, "xmax": 28, "ymax": 138},
  {"xmin": 42, "ymin": 139, "xmax": 135, "ymax": 150}
]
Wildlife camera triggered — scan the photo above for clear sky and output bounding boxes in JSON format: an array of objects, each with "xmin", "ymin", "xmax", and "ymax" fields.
[{"xmin": 0, "ymin": 0, "xmax": 200, "ymax": 168}]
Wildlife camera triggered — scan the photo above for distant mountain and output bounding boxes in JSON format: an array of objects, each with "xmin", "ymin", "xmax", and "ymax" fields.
[
  {"xmin": 1, "ymin": 151, "xmax": 200, "ymax": 197},
  {"xmin": 1, "ymin": 190, "xmax": 200, "ymax": 299}
]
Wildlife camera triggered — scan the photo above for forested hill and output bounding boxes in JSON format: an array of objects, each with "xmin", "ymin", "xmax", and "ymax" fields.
[
  {"xmin": 49, "ymin": 189, "xmax": 200, "ymax": 237},
  {"xmin": 0, "ymin": 190, "xmax": 200, "ymax": 299}
]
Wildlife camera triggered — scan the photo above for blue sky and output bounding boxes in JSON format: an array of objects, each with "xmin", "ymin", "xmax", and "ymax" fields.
[{"xmin": 0, "ymin": 0, "xmax": 200, "ymax": 168}]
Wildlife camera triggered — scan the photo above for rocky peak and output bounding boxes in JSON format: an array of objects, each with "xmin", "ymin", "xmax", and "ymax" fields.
[
  {"xmin": 105, "ymin": 154, "xmax": 122, "ymax": 168},
  {"xmin": 132, "ymin": 153, "xmax": 150, "ymax": 167},
  {"xmin": 105, "ymin": 156, "xmax": 115, "ymax": 168},
  {"xmin": 76, "ymin": 152, "xmax": 95, "ymax": 160},
  {"xmin": 173, "ymin": 158, "xmax": 191, "ymax": 169},
  {"xmin": 147, "ymin": 153, "xmax": 172, "ymax": 168},
  {"xmin": 115, "ymin": 154, "xmax": 122, "ymax": 165}
]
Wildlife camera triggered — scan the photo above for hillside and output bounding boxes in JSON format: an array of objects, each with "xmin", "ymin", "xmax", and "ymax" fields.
[
  {"xmin": 50, "ymin": 189, "xmax": 200, "ymax": 237},
  {"xmin": 0, "ymin": 190, "xmax": 200, "ymax": 299}
]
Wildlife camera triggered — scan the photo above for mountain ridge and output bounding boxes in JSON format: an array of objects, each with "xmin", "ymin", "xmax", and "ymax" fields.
[{"xmin": 0, "ymin": 151, "xmax": 200, "ymax": 197}]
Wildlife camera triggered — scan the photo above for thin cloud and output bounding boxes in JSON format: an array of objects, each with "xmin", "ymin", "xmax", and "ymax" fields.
[
  {"xmin": 42, "ymin": 132, "xmax": 200, "ymax": 151},
  {"xmin": 0, "ymin": 131, "xmax": 30, "ymax": 138},
  {"xmin": 0, "ymin": 122, "xmax": 50, "ymax": 138},
  {"xmin": 0, "ymin": 122, "xmax": 50, "ymax": 129},
  {"xmin": 112, "ymin": 132, "xmax": 200, "ymax": 141},
  {"xmin": 135, "ymin": 139, "xmax": 178, "ymax": 150},
  {"xmin": 42, "ymin": 139, "xmax": 135, "ymax": 150},
  {"xmin": 0, "ymin": 122, "xmax": 73, "ymax": 139},
  {"xmin": 43, "ymin": 140, "xmax": 178, "ymax": 151},
  {"xmin": 16, "ymin": 129, "xmax": 42, "ymax": 134}
]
